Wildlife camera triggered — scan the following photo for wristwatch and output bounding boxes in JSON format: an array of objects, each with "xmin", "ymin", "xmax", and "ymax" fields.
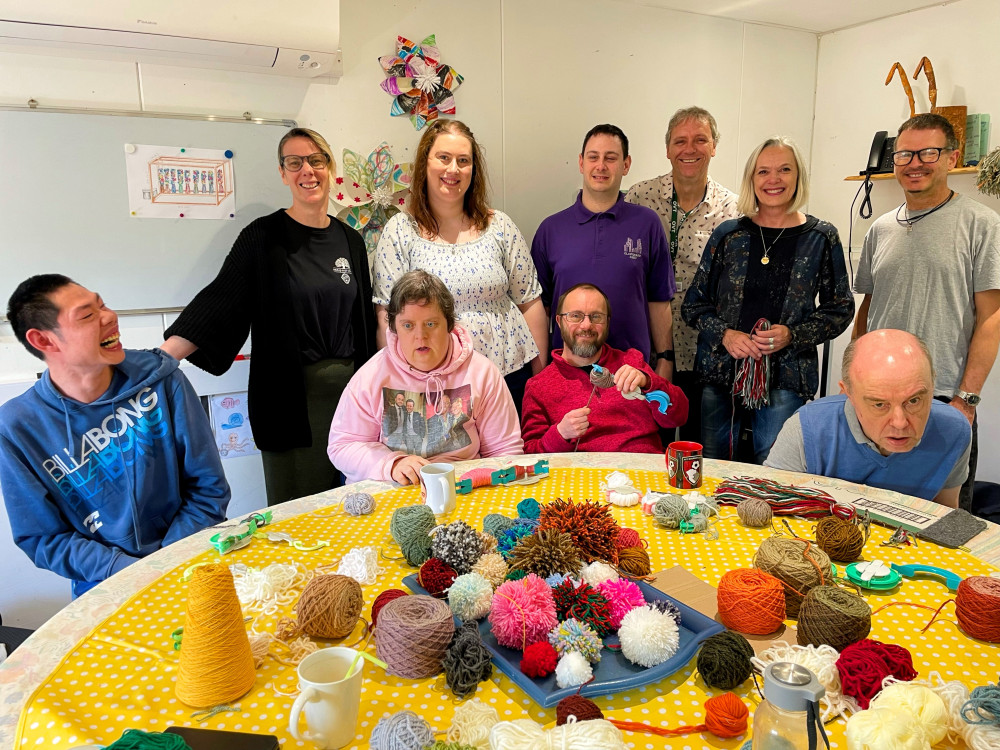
[
  {"xmin": 956, "ymin": 389, "xmax": 982, "ymax": 406},
  {"xmin": 655, "ymin": 349, "xmax": 675, "ymax": 362}
]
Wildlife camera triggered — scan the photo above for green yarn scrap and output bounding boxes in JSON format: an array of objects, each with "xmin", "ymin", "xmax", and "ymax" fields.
[
  {"xmin": 483, "ymin": 513, "xmax": 517, "ymax": 539},
  {"xmin": 103, "ymin": 729, "xmax": 189, "ymax": 749},
  {"xmin": 390, "ymin": 504, "xmax": 437, "ymax": 566},
  {"xmin": 426, "ymin": 742, "xmax": 476, "ymax": 750},
  {"xmin": 517, "ymin": 497, "xmax": 541, "ymax": 519},
  {"xmin": 506, "ymin": 568, "xmax": 527, "ymax": 581}
]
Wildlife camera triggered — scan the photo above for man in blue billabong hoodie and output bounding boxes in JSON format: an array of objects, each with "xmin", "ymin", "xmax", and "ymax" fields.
[{"xmin": 0, "ymin": 275, "xmax": 230, "ymax": 597}]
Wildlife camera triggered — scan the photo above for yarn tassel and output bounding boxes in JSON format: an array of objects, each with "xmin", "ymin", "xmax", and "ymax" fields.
[{"xmin": 733, "ymin": 318, "xmax": 771, "ymax": 409}]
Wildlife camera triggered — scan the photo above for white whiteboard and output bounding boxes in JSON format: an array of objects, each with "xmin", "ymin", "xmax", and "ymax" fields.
[{"xmin": 0, "ymin": 110, "xmax": 292, "ymax": 310}]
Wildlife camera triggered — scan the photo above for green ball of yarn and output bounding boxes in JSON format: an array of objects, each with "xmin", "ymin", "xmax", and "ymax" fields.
[
  {"xmin": 390, "ymin": 504, "xmax": 437, "ymax": 566},
  {"xmin": 517, "ymin": 497, "xmax": 541, "ymax": 519},
  {"xmin": 483, "ymin": 513, "xmax": 517, "ymax": 539},
  {"xmin": 506, "ymin": 568, "xmax": 527, "ymax": 581},
  {"xmin": 427, "ymin": 743, "xmax": 476, "ymax": 750},
  {"xmin": 697, "ymin": 630, "xmax": 755, "ymax": 690},
  {"xmin": 653, "ymin": 494, "xmax": 689, "ymax": 529}
]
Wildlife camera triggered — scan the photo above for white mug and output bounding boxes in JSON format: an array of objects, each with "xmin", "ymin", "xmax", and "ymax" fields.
[
  {"xmin": 420, "ymin": 462, "xmax": 457, "ymax": 515},
  {"xmin": 288, "ymin": 647, "xmax": 363, "ymax": 749}
]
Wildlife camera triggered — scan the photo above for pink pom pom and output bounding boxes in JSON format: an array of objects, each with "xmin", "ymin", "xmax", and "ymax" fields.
[
  {"xmin": 598, "ymin": 578, "xmax": 646, "ymax": 629},
  {"xmin": 615, "ymin": 528, "xmax": 643, "ymax": 549},
  {"xmin": 489, "ymin": 573, "xmax": 558, "ymax": 650}
]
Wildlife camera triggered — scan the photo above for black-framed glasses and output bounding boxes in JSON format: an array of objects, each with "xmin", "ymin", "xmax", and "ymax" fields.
[
  {"xmin": 280, "ymin": 152, "xmax": 330, "ymax": 171},
  {"xmin": 557, "ymin": 311, "xmax": 609, "ymax": 325},
  {"xmin": 892, "ymin": 147, "xmax": 950, "ymax": 166}
]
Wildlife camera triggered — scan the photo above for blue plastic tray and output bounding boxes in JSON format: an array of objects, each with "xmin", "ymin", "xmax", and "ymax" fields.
[{"xmin": 402, "ymin": 574, "xmax": 723, "ymax": 707}]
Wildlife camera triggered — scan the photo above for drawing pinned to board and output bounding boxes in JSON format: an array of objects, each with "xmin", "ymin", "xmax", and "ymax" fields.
[
  {"xmin": 209, "ymin": 392, "xmax": 259, "ymax": 459},
  {"xmin": 332, "ymin": 141, "xmax": 412, "ymax": 257},
  {"xmin": 379, "ymin": 34, "xmax": 463, "ymax": 130},
  {"xmin": 124, "ymin": 143, "xmax": 236, "ymax": 219}
]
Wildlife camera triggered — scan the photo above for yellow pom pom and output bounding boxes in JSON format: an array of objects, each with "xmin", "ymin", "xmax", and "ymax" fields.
[{"xmin": 870, "ymin": 683, "xmax": 949, "ymax": 746}]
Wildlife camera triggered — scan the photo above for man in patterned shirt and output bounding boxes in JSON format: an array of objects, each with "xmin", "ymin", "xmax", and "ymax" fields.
[{"xmin": 626, "ymin": 107, "xmax": 739, "ymax": 442}]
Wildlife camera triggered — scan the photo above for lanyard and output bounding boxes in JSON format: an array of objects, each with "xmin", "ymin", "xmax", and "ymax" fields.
[{"xmin": 669, "ymin": 186, "xmax": 704, "ymax": 262}]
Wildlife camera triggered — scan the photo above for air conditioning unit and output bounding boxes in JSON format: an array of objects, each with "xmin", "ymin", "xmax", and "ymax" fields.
[{"xmin": 0, "ymin": 0, "xmax": 342, "ymax": 79}]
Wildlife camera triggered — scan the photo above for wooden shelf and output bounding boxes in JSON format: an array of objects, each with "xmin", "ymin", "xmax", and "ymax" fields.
[{"xmin": 844, "ymin": 166, "xmax": 979, "ymax": 181}]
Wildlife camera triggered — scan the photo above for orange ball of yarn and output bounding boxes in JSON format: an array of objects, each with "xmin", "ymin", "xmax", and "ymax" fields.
[
  {"xmin": 295, "ymin": 574, "xmax": 364, "ymax": 639},
  {"xmin": 717, "ymin": 568, "xmax": 786, "ymax": 635},
  {"xmin": 956, "ymin": 576, "xmax": 1000, "ymax": 643}
]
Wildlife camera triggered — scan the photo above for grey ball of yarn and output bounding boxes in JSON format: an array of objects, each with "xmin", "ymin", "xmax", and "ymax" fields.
[
  {"xmin": 653, "ymin": 494, "xmax": 690, "ymax": 529},
  {"xmin": 432, "ymin": 521, "xmax": 482, "ymax": 575},
  {"xmin": 390, "ymin": 504, "xmax": 436, "ymax": 566},
  {"xmin": 442, "ymin": 621, "xmax": 493, "ymax": 698},
  {"xmin": 370, "ymin": 710, "xmax": 435, "ymax": 750},
  {"xmin": 737, "ymin": 497, "xmax": 773, "ymax": 527},
  {"xmin": 483, "ymin": 513, "xmax": 517, "ymax": 540},
  {"xmin": 343, "ymin": 492, "xmax": 376, "ymax": 515}
]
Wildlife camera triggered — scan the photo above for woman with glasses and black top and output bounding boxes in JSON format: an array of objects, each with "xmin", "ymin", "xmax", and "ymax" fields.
[{"xmin": 162, "ymin": 128, "xmax": 377, "ymax": 506}]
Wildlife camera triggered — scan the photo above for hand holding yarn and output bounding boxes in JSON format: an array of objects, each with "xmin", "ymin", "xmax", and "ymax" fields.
[{"xmin": 557, "ymin": 407, "xmax": 591, "ymax": 441}]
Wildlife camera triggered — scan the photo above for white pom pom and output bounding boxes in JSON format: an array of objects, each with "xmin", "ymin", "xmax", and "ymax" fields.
[
  {"xmin": 869, "ymin": 683, "xmax": 949, "ymax": 746},
  {"xmin": 580, "ymin": 561, "xmax": 619, "ymax": 587},
  {"xmin": 555, "ymin": 651, "xmax": 593, "ymax": 688},
  {"xmin": 618, "ymin": 606, "xmax": 680, "ymax": 668}
]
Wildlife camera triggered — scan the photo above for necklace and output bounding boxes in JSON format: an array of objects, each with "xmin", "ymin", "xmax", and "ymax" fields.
[
  {"xmin": 758, "ymin": 223, "xmax": 788, "ymax": 266},
  {"xmin": 895, "ymin": 190, "xmax": 954, "ymax": 233}
]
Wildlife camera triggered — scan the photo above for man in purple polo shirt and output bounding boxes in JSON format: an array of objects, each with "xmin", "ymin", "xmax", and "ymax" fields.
[{"xmin": 531, "ymin": 124, "xmax": 677, "ymax": 381}]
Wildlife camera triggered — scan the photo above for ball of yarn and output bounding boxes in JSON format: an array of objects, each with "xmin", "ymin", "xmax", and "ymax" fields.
[
  {"xmin": 448, "ymin": 572, "xmax": 495, "ymax": 622},
  {"xmin": 489, "ymin": 717, "xmax": 625, "ymax": 749},
  {"xmin": 432, "ymin": 521, "xmax": 482, "ymax": 575},
  {"xmin": 618, "ymin": 605, "xmax": 680, "ymax": 667},
  {"xmin": 597, "ymin": 578, "xmax": 646, "ymax": 629},
  {"xmin": 490, "ymin": 574, "xmax": 558, "ymax": 650},
  {"xmin": 518, "ymin": 497, "xmax": 542, "ymax": 519},
  {"xmin": 343, "ymin": 491, "xmax": 376, "ymax": 515},
  {"xmin": 442, "ymin": 622, "xmax": 493, "ymax": 698},
  {"xmin": 538, "ymin": 498, "xmax": 620, "ymax": 563},
  {"xmin": 753, "ymin": 537, "xmax": 832, "ymax": 618},
  {"xmin": 370, "ymin": 710, "xmax": 435, "ymax": 750},
  {"xmin": 372, "ymin": 589, "xmax": 408, "ymax": 629},
  {"xmin": 521, "ymin": 640, "xmax": 559, "ymax": 678},
  {"xmin": 815, "ymin": 516, "xmax": 865, "ymax": 562},
  {"xmin": 391, "ymin": 504, "xmax": 437, "ymax": 566},
  {"xmin": 580, "ymin": 560, "xmax": 619, "ymax": 587},
  {"xmin": 555, "ymin": 651, "xmax": 593, "ymax": 688},
  {"xmin": 375, "ymin": 594, "xmax": 455, "ymax": 679},
  {"xmin": 797, "ymin": 585, "xmax": 871, "ymax": 651},
  {"xmin": 837, "ymin": 639, "xmax": 917, "ymax": 709},
  {"xmin": 737, "ymin": 497, "xmax": 773, "ymax": 527},
  {"xmin": 652, "ymin": 494, "xmax": 690, "ymax": 529},
  {"xmin": 717, "ymin": 568, "xmax": 786, "ymax": 635},
  {"xmin": 483, "ymin": 513, "xmax": 517, "ymax": 540},
  {"xmin": 956, "ymin": 576, "xmax": 1000, "ymax": 642},
  {"xmin": 616, "ymin": 546, "xmax": 651, "ymax": 578},
  {"xmin": 648, "ymin": 598, "xmax": 683, "ymax": 626},
  {"xmin": 295, "ymin": 574, "xmax": 363, "ymax": 639},
  {"xmin": 697, "ymin": 630, "xmax": 755, "ymax": 690},
  {"xmin": 548, "ymin": 617, "xmax": 603, "ymax": 663},
  {"xmin": 447, "ymin": 698, "xmax": 499, "ymax": 749},
  {"xmin": 845, "ymin": 706, "xmax": 925, "ymax": 750},
  {"xmin": 556, "ymin": 694, "xmax": 604, "ymax": 726},
  {"xmin": 615, "ymin": 528, "xmax": 643, "ymax": 549},
  {"xmin": 419, "ymin": 557, "xmax": 458, "ymax": 596},
  {"xmin": 552, "ymin": 579, "xmax": 614, "ymax": 636},
  {"xmin": 509, "ymin": 528, "xmax": 583, "ymax": 578},
  {"xmin": 471, "ymin": 552, "xmax": 508, "ymax": 588},
  {"xmin": 870, "ymin": 682, "xmax": 949, "ymax": 745}
]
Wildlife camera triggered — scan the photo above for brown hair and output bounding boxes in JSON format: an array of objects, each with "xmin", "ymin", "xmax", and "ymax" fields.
[
  {"xmin": 386, "ymin": 270, "xmax": 457, "ymax": 332},
  {"xmin": 556, "ymin": 283, "xmax": 612, "ymax": 318},
  {"xmin": 408, "ymin": 120, "xmax": 491, "ymax": 237},
  {"xmin": 898, "ymin": 113, "xmax": 959, "ymax": 151},
  {"xmin": 665, "ymin": 106, "xmax": 720, "ymax": 147}
]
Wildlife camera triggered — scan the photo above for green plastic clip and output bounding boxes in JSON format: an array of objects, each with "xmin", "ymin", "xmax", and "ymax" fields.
[
  {"xmin": 210, "ymin": 511, "xmax": 273, "ymax": 555},
  {"xmin": 456, "ymin": 478, "xmax": 473, "ymax": 495}
]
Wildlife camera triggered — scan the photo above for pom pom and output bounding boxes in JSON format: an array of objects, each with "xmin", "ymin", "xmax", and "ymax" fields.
[
  {"xmin": 478, "ymin": 532, "xmax": 498, "ymax": 556},
  {"xmin": 372, "ymin": 589, "xmax": 408, "ymax": 628},
  {"xmin": 517, "ymin": 497, "xmax": 542, "ymax": 519},
  {"xmin": 490, "ymin": 574, "xmax": 558, "ymax": 650},
  {"xmin": 869, "ymin": 683, "xmax": 949, "ymax": 746},
  {"xmin": 448, "ymin": 573, "xmax": 495, "ymax": 622},
  {"xmin": 370, "ymin": 710, "xmax": 435, "ymax": 750},
  {"xmin": 538, "ymin": 498, "xmax": 620, "ymax": 562},
  {"xmin": 509, "ymin": 528, "xmax": 583, "ymax": 578},
  {"xmin": 432, "ymin": 521, "xmax": 482, "ymax": 575},
  {"xmin": 648, "ymin": 599, "xmax": 682, "ymax": 626},
  {"xmin": 343, "ymin": 491, "xmax": 376, "ymax": 515},
  {"xmin": 555, "ymin": 651, "xmax": 593, "ymax": 688},
  {"xmin": 520, "ymin": 640, "xmax": 559, "ymax": 678},
  {"xmin": 483, "ymin": 513, "xmax": 517, "ymax": 540},
  {"xmin": 845, "ymin": 706, "xmax": 926, "ymax": 750},
  {"xmin": 597, "ymin": 578, "xmax": 646, "ymax": 629},
  {"xmin": 615, "ymin": 528, "xmax": 643, "ymax": 549},
  {"xmin": 618, "ymin": 605, "xmax": 680, "ymax": 668},
  {"xmin": 580, "ymin": 560, "xmax": 619, "ymax": 587},
  {"xmin": 546, "ymin": 572, "xmax": 569, "ymax": 587},
  {"xmin": 556, "ymin": 694, "xmax": 604, "ymax": 725},
  {"xmin": 616, "ymin": 546, "xmax": 651, "ymax": 578},
  {"xmin": 505, "ymin": 568, "xmax": 527, "ymax": 581},
  {"xmin": 418, "ymin": 557, "xmax": 458, "ymax": 596},
  {"xmin": 548, "ymin": 617, "xmax": 603, "ymax": 663},
  {"xmin": 443, "ymin": 622, "xmax": 493, "ymax": 698},
  {"xmin": 552, "ymin": 579, "xmax": 614, "ymax": 636},
  {"xmin": 497, "ymin": 522, "xmax": 536, "ymax": 558},
  {"xmin": 471, "ymin": 552, "xmax": 508, "ymax": 588},
  {"xmin": 697, "ymin": 630, "xmax": 755, "ymax": 690}
]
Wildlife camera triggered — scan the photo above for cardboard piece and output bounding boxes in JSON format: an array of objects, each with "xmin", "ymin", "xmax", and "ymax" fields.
[{"xmin": 649, "ymin": 566, "xmax": 797, "ymax": 656}]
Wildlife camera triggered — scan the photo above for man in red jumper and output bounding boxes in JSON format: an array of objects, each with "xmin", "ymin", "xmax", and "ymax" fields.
[{"xmin": 521, "ymin": 283, "xmax": 688, "ymax": 453}]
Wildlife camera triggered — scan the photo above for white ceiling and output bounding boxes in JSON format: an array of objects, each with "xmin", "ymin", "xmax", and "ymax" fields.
[{"xmin": 628, "ymin": 0, "xmax": 959, "ymax": 34}]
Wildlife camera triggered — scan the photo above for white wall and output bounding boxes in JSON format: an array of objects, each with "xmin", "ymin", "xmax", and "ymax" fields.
[{"xmin": 810, "ymin": 0, "xmax": 1000, "ymax": 483}]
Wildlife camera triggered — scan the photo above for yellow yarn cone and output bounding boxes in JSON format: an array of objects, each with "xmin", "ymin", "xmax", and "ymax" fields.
[{"xmin": 175, "ymin": 564, "xmax": 257, "ymax": 708}]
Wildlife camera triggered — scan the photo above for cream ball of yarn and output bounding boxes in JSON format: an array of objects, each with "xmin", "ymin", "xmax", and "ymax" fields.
[
  {"xmin": 869, "ymin": 683, "xmax": 949, "ymax": 746},
  {"xmin": 845, "ymin": 706, "xmax": 929, "ymax": 750}
]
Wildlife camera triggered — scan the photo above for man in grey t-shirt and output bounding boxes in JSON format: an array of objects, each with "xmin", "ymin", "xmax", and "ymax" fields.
[{"xmin": 854, "ymin": 113, "xmax": 1000, "ymax": 512}]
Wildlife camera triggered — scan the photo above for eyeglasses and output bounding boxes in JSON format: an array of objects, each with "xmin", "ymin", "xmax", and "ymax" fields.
[
  {"xmin": 557, "ymin": 311, "xmax": 609, "ymax": 325},
  {"xmin": 892, "ymin": 147, "xmax": 951, "ymax": 166},
  {"xmin": 280, "ymin": 152, "xmax": 330, "ymax": 171}
]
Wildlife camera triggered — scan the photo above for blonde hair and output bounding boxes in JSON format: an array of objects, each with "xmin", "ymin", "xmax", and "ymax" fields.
[
  {"xmin": 736, "ymin": 136, "xmax": 809, "ymax": 217},
  {"xmin": 277, "ymin": 127, "xmax": 337, "ymax": 173}
]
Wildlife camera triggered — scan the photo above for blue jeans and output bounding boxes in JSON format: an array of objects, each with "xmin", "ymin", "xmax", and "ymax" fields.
[{"xmin": 701, "ymin": 384, "xmax": 804, "ymax": 464}]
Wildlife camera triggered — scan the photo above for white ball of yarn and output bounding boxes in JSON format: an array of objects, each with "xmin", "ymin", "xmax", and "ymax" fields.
[
  {"xmin": 448, "ymin": 698, "xmax": 499, "ymax": 749},
  {"xmin": 870, "ymin": 683, "xmax": 949, "ymax": 746},
  {"xmin": 618, "ymin": 605, "xmax": 680, "ymax": 668},
  {"xmin": 845, "ymin": 706, "xmax": 929, "ymax": 750},
  {"xmin": 489, "ymin": 716, "xmax": 625, "ymax": 750},
  {"xmin": 580, "ymin": 561, "xmax": 619, "ymax": 587},
  {"xmin": 555, "ymin": 651, "xmax": 593, "ymax": 688}
]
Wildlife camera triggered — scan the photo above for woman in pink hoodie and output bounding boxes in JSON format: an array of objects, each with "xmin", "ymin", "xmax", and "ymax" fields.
[{"xmin": 328, "ymin": 270, "xmax": 523, "ymax": 485}]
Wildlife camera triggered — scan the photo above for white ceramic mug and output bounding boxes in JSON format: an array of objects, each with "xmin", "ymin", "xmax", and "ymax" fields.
[
  {"xmin": 420, "ymin": 462, "xmax": 457, "ymax": 515},
  {"xmin": 288, "ymin": 646, "xmax": 363, "ymax": 749}
]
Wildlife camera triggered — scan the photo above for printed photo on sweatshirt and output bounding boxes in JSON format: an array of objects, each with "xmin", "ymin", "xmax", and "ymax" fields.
[{"xmin": 380, "ymin": 385, "xmax": 472, "ymax": 456}]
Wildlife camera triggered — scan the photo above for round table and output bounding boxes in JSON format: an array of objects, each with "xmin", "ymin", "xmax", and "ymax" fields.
[{"xmin": 1, "ymin": 453, "xmax": 997, "ymax": 749}]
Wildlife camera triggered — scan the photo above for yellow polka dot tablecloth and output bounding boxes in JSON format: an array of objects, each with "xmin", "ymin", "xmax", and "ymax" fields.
[{"xmin": 8, "ymin": 456, "xmax": 1000, "ymax": 750}]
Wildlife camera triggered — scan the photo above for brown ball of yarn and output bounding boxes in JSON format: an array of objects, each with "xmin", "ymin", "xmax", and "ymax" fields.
[
  {"xmin": 616, "ymin": 546, "xmax": 651, "ymax": 577},
  {"xmin": 295, "ymin": 574, "xmax": 363, "ymax": 639},
  {"xmin": 737, "ymin": 497, "xmax": 773, "ymax": 527},
  {"xmin": 375, "ymin": 594, "xmax": 455, "ymax": 679},
  {"xmin": 753, "ymin": 537, "xmax": 832, "ymax": 619},
  {"xmin": 797, "ymin": 585, "xmax": 871, "ymax": 651},
  {"xmin": 556, "ymin": 694, "xmax": 604, "ymax": 725},
  {"xmin": 815, "ymin": 516, "xmax": 865, "ymax": 562}
]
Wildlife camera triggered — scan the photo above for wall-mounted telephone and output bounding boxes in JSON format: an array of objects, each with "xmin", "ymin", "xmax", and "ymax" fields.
[{"xmin": 863, "ymin": 131, "xmax": 895, "ymax": 175}]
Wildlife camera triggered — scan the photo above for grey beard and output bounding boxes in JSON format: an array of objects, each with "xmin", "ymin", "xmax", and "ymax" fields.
[{"xmin": 568, "ymin": 336, "xmax": 601, "ymax": 358}]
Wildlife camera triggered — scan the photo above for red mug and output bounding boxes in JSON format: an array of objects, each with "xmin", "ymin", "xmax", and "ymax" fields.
[{"xmin": 667, "ymin": 441, "xmax": 703, "ymax": 489}]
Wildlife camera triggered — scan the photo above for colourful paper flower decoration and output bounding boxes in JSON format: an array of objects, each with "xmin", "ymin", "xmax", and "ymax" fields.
[
  {"xmin": 379, "ymin": 34, "xmax": 463, "ymax": 131},
  {"xmin": 332, "ymin": 142, "xmax": 412, "ymax": 258}
]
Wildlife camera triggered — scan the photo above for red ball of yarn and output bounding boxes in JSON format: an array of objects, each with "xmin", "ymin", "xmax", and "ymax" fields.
[
  {"xmin": 371, "ymin": 589, "xmax": 408, "ymax": 628},
  {"xmin": 717, "ymin": 568, "xmax": 786, "ymax": 635},
  {"xmin": 956, "ymin": 576, "xmax": 1000, "ymax": 643},
  {"xmin": 836, "ymin": 639, "xmax": 916, "ymax": 709},
  {"xmin": 418, "ymin": 557, "xmax": 458, "ymax": 596},
  {"xmin": 556, "ymin": 694, "xmax": 603, "ymax": 725},
  {"xmin": 615, "ymin": 527, "xmax": 644, "ymax": 549},
  {"xmin": 520, "ymin": 640, "xmax": 558, "ymax": 678}
]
